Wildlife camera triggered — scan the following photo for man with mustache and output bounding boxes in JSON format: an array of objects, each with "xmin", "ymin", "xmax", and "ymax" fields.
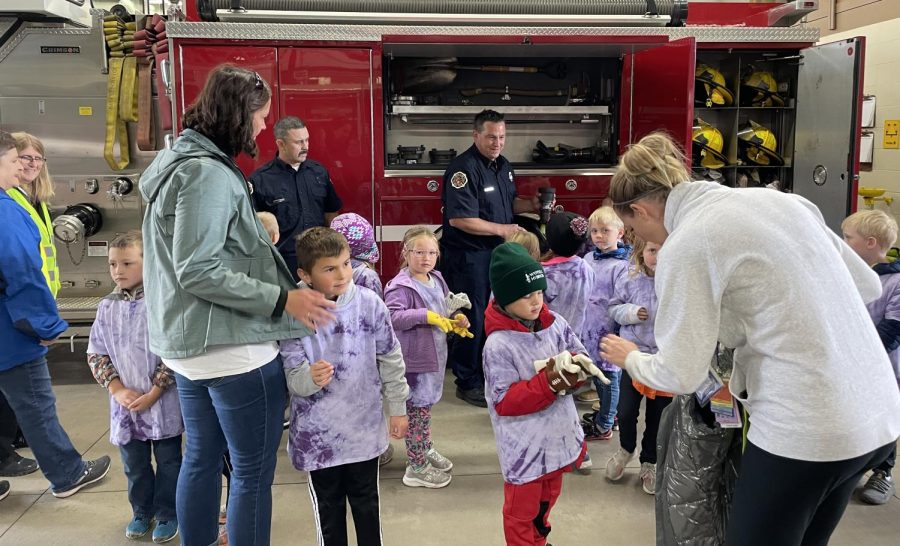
[{"xmin": 252, "ymin": 116, "xmax": 344, "ymax": 281}]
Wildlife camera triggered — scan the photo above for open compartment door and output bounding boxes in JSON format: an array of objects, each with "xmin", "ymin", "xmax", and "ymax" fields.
[
  {"xmin": 623, "ymin": 37, "xmax": 696, "ymax": 155},
  {"xmin": 793, "ymin": 37, "xmax": 865, "ymax": 233}
]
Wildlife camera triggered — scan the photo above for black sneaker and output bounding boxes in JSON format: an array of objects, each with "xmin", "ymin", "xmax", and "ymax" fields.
[
  {"xmin": 0, "ymin": 480, "xmax": 9, "ymax": 502},
  {"xmin": 581, "ymin": 410, "xmax": 598, "ymax": 427},
  {"xmin": 582, "ymin": 421, "xmax": 613, "ymax": 441},
  {"xmin": 11, "ymin": 430, "xmax": 27, "ymax": 450},
  {"xmin": 52, "ymin": 455, "xmax": 111, "ymax": 498},
  {"xmin": 456, "ymin": 387, "xmax": 487, "ymax": 408},
  {"xmin": 0, "ymin": 454, "xmax": 39, "ymax": 477}
]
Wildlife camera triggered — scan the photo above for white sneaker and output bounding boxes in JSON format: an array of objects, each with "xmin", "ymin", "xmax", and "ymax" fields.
[
  {"xmin": 576, "ymin": 452, "xmax": 592, "ymax": 475},
  {"xmin": 402, "ymin": 464, "xmax": 452, "ymax": 489},
  {"xmin": 575, "ymin": 390, "xmax": 599, "ymax": 403},
  {"xmin": 639, "ymin": 462, "xmax": 656, "ymax": 495},
  {"xmin": 426, "ymin": 449, "xmax": 453, "ymax": 472},
  {"xmin": 378, "ymin": 444, "xmax": 394, "ymax": 466},
  {"xmin": 605, "ymin": 447, "xmax": 634, "ymax": 482}
]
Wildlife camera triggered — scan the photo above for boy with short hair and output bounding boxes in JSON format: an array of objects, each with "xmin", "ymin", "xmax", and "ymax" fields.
[
  {"xmin": 842, "ymin": 209, "xmax": 900, "ymax": 505},
  {"xmin": 88, "ymin": 230, "xmax": 182, "ymax": 543},
  {"xmin": 280, "ymin": 227, "xmax": 409, "ymax": 546},
  {"xmin": 483, "ymin": 242, "xmax": 608, "ymax": 546},
  {"xmin": 581, "ymin": 206, "xmax": 631, "ymax": 440}
]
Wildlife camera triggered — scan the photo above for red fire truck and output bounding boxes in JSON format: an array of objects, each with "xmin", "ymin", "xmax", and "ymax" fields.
[{"xmin": 168, "ymin": 0, "xmax": 862, "ymax": 277}]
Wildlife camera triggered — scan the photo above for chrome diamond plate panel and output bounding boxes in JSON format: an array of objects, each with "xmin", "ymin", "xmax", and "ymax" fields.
[{"xmin": 167, "ymin": 21, "xmax": 819, "ymax": 44}]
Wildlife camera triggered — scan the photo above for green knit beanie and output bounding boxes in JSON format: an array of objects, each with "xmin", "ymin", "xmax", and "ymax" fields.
[{"xmin": 490, "ymin": 242, "xmax": 548, "ymax": 307}]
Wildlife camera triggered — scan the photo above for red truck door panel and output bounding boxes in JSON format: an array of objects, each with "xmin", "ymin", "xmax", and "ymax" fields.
[
  {"xmin": 174, "ymin": 45, "xmax": 280, "ymax": 175},
  {"xmin": 278, "ymin": 47, "xmax": 375, "ymax": 222}
]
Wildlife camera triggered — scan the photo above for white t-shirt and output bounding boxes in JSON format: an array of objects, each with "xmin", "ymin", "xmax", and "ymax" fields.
[
  {"xmin": 625, "ymin": 181, "xmax": 900, "ymax": 462},
  {"xmin": 163, "ymin": 341, "xmax": 279, "ymax": 381}
]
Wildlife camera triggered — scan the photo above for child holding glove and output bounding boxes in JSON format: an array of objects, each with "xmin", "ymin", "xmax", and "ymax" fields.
[
  {"xmin": 483, "ymin": 242, "xmax": 607, "ymax": 546},
  {"xmin": 385, "ymin": 226, "xmax": 471, "ymax": 488}
]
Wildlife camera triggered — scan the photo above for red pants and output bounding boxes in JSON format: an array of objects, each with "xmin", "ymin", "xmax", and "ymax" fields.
[{"xmin": 502, "ymin": 469, "xmax": 564, "ymax": 546}]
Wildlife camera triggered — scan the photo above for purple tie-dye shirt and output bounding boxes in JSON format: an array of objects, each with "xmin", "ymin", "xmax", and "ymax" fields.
[
  {"xmin": 582, "ymin": 255, "xmax": 631, "ymax": 371},
  {"xmin": 351, "ymin": 259, "xmax": 383, "ymax": 299},
  {"xmin": 280, "ymin": 284, "xmax": 407, "ymax": 471},
  {"xmin": 609, "ymin": 269, "xmax": 658, "ymax": 353},
  {"xmin": 483, "ymin": 313, "xmax": 586, "ymax": 485},
  {"xmin": 542, "ymin": 256, "xmax": 595, "ymax": 341},
  {"xmin": 87, "ymin": 295, "xmax": 183, "ymax": 446}
]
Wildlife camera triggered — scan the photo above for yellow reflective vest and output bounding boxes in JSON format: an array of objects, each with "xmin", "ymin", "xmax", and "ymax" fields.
[{"xmin": 7, "ymin": 187, "xmax": 61, "ymax": 297}]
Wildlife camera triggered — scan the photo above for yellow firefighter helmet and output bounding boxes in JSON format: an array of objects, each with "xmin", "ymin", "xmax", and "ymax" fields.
[
  {"xmin": 695, "ymin": 64, "xmax": 735, "ymax": 107},
  {"xmin": 737, "ymin": 120, "xmax": 785, "ymax": 166},
  {"xmin": 741, "ymin": 70, "xmax": 785, "ymax": 107},
  {"xmin": 692, "ymin": 118, "xmax": 727, "ymax": 169}
]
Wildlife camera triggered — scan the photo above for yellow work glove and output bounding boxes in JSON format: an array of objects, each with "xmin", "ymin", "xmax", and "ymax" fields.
[
  {"xmin": 449, "ymin": 314, "xmax": 474, "ymax": 338},
  {"xmin": 426, "ymin": 310, "xmax": 454, "ymax": 334}
]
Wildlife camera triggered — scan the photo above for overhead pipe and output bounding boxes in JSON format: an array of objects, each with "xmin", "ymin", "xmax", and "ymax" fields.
[{"xmin": 199, "ymin": 0, "xmax": 688, "ymax": 26}]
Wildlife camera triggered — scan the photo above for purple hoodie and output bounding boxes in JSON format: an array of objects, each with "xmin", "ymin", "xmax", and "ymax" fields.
[
  {"xmin": 582, "ymin": 251, "xmax": 631, "ymax": 371},
  {"xmin": 609, "ymin": 268, "xmax": 658, "ymax": 353},
  {"xmin": 385, "ymin": 268, "xmax": 450, "ymax": 407},
  {"xmin": 384, "ymin": 269, "xmax": 449, "ymax": 376},
  {"xmin": 867, "ymin": 262, "xmax": 900, "ymax": 388}
]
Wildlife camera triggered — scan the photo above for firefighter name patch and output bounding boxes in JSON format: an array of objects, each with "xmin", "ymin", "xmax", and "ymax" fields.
[{"xmin": 451, "ymin": 172, "xmax": 468, "ymax": 189}]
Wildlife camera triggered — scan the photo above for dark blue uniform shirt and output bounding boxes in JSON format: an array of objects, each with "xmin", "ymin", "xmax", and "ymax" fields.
[
  {"xmin": 250, "ymin": 156, "xmax": 343, "ymax": 259},
  {"xmin": 441, "ymin": 144, "xmax": 517, "ymax": 251}
]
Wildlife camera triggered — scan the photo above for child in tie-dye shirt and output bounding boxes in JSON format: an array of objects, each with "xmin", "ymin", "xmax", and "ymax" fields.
[
  {"xmin": 87, "ymin": 231, "xmax": 182, "ymax": 543},
  {"xmin": 280, "ymin": 227, "xmax": 409, "ymax": 545}
]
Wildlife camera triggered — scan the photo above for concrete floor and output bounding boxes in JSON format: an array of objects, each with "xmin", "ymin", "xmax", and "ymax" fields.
[{"xmin": 1, "ymin": 344, "xmax": 898, "ymax": 546}]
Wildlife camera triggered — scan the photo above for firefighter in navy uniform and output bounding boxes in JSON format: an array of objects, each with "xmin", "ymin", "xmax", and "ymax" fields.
[
  {"xmin": 440, "ymin": 110, "xmax": 540, "ymax": 407},
  {"xmin": 251, "ymin": 116, "xmax": 343, "ymax": 281}
]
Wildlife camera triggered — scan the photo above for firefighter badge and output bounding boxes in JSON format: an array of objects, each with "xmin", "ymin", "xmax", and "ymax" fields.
[{"xmin": 451, "ymin": 172, "xmax": 468, "ymax": 189}]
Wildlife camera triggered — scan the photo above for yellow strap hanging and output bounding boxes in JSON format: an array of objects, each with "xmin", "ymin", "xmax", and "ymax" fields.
[
  {"xmin": 119, "ymin": 56, "xmax": 139, "ymax": 122},
  {"xmin": 104, "ymin": 56, "xmax": 130, "ymax": 171}
]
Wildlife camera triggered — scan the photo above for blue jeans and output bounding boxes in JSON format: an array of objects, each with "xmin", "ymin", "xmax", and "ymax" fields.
[
  {"xmin": 174, "ymin": 356, "xmax": 286, "ymax": 546},
  {"xmin": 593, "ymin": 368, "xmax": 622, "ymax": 432},
  {"xmin": 119, "ymin": 435, "xmax": 182, "ymax": 521},
  {"xmin": 0, "ymin": 357, "xmax": 85, "ymax": 490}
]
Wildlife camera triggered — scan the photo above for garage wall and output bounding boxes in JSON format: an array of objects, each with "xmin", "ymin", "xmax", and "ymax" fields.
[{"xmin": 806, "ymin": 1, "xmax": 900, "ymax": 38}]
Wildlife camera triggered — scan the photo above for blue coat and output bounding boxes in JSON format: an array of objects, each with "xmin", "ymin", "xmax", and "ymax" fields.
[{"xmin": 0, "ymin": 191, "xmax": 68, "ymax": 371}]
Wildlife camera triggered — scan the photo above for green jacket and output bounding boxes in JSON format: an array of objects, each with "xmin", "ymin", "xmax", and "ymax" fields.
[{"xmin": 139, "ymin": 129, "xmax": 309, "ymax": 359}]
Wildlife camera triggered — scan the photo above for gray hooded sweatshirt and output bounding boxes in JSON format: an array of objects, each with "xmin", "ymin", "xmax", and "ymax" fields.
[{"xmin": 624, "ymin": 181, "xmax": 900, "ymax": 462}]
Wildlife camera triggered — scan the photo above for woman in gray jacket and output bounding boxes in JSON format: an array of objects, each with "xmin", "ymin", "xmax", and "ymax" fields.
[
  {"xmin": 600, "ymin": 133, "xmax": 900, "ymax": 546},
  {"xmin": 140, "ymin": 65, "xmax": 335, "ymax": 546}
]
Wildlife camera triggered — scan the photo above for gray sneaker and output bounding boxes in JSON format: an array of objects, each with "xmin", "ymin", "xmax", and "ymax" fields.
[
  {"xmin": 639, "ymin": 462, "xmax": 657, "ymax": 495},
  {"xmin": 402, "ymin": 464, "xmax": 451, "ymax": 489},
  {"xmin": 52, "ymin": 455, "xmax": 111, "ymax": 498},
  {"xmin": 378, "ymin": 444, "xmax": 394, "ymax": 466},
  {"xmin": 860, "ymin": 470, "xmax": 895, "ymax": 505},
  {"xmin": 426, "ymin": 449, "xmax": 453, "ymax": 472}
]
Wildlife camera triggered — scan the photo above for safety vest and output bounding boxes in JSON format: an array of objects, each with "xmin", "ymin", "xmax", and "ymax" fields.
[{"xmin": 7, "ymin": 187, "xmax": 61, "ymax": 297}]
